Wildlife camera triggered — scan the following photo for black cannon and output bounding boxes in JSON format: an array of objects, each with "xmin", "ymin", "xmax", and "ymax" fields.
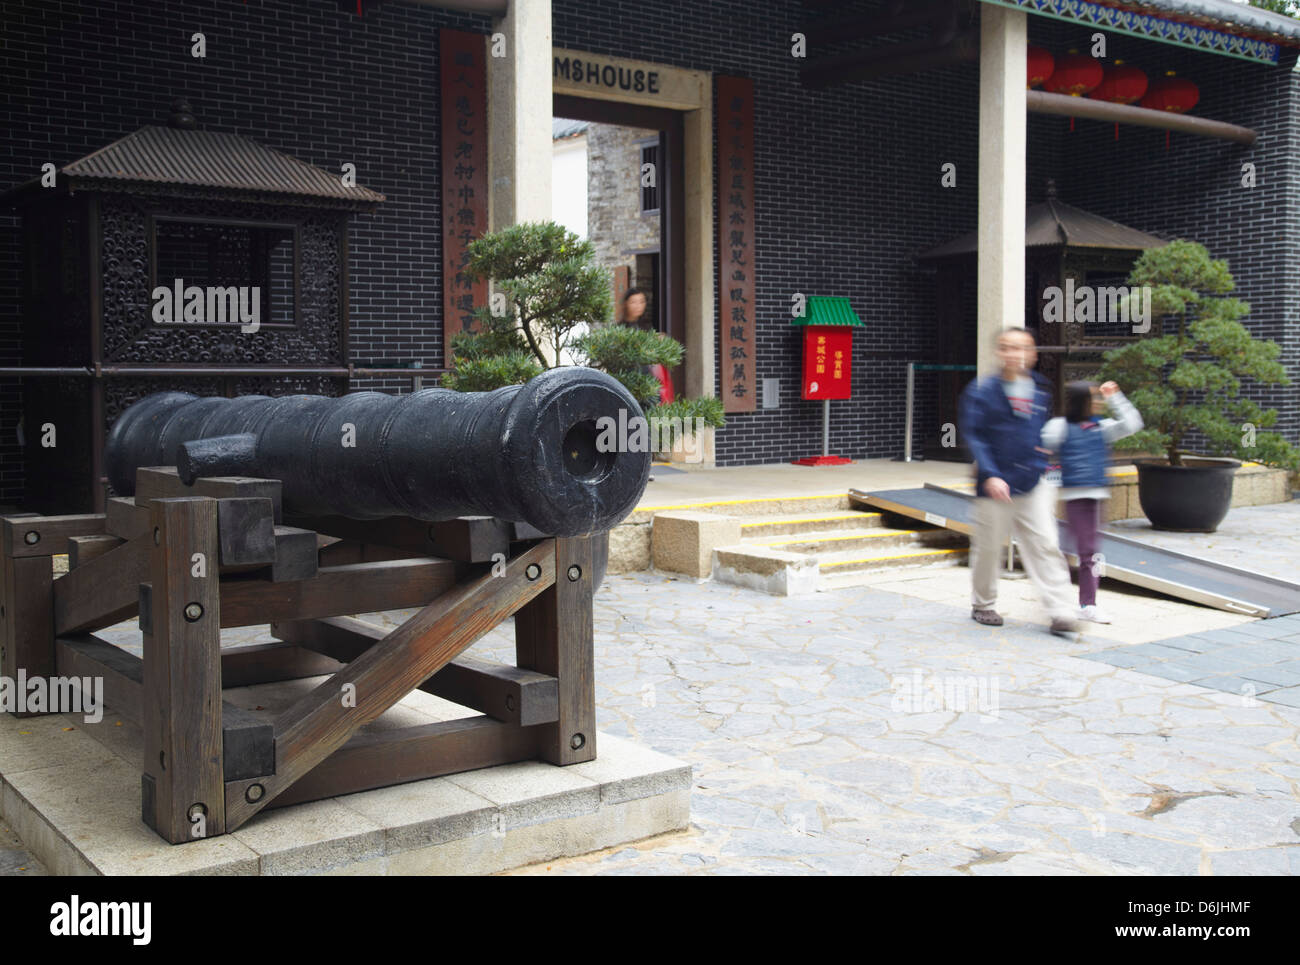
[{"xmin": 106, "ymin": 367, "xmax": 651, "ymax": 537}]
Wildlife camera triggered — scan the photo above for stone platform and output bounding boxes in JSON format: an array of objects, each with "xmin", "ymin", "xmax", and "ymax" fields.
[{"xmin": 0, "ymin": 680, "xmax": 691, "ymax": 875}]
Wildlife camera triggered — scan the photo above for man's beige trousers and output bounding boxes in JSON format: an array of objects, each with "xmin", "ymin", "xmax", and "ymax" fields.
[{"xmin": 970, "ymin": 481, "xmax": 1076, "ymax": 621}]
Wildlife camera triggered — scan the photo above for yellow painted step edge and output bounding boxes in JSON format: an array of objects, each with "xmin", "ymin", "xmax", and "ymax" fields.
[
  {"xmin": 742, "ymin": 512, "xmax": 882, "ymax": 528},
  {"xmin": 749, "ymin": 529, "xmax": 923, "ymax": 548},
  {"xmin": 820, "ymin": 547, "xmax": 967, "ymax": 569},
  {"xmin": 638, "ymin": 492, "xmax": 846, "ymax": 512}
]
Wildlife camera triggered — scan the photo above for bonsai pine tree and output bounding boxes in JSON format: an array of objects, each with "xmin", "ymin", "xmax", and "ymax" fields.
[
  {"xmin": 1098, "ymin": 239, "xmax": 1299, "ymax": 471},
  {"xmin": 442, "ymin": 220, "xmax": 725, "ymax": 443},
  {"xmin": 441, "ymin": 222, "xmax": 611, "ymax": 390}
]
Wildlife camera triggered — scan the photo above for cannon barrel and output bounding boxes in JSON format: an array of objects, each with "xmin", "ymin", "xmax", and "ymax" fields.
[{"xmin": 105, "ymin": 367, "xmax": 652, "ymax": 537}]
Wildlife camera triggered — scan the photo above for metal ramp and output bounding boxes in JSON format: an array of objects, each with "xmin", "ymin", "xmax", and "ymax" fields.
[{"xmin": 849, "ymin": 483, "xmax": 1300, "ymax": 618}]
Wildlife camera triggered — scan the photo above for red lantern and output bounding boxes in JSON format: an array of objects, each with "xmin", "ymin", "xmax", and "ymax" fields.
[
  {"xmin": 1027, "ymin": 46, "xmax": 1054, "ymax": 88},
  {"xmin": 1140, "ymin": 70, "xmax": 1199, "ymax": 112},
  {"xmin": 1140, "ymin": 70, "xmax": 1199, "ymax": 151},
  {"xmin": 1046, "ymin": 50, "xmax": 1103, "ymax": 96},
  {"xmin": 1088, "ymin": 60, "xmax": 1148, "ymax": 140},
  {"xmin": 1046, "ymin": 50, "xmax": 1103, "ymax": 131},
  {"xmin": 1089, "ymin": 60, "xmax": 1148, "ymax": 104}
]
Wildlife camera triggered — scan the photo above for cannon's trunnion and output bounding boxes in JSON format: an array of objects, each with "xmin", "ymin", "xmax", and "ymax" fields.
[{"xmin": 2, "ymin": 371, "xmax": 649, "ymax": 844}]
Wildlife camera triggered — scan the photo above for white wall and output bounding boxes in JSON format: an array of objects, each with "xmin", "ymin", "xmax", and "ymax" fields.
[{"xmin": 551, "ymin": 133, "xmax": 588, "ymax": 239}]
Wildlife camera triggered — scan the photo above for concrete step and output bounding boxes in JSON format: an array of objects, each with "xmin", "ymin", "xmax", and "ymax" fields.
[
  {"xmin": 817, "ymin": 544, "xmax": 968, "ymax": 575},
  {"xmin": 739, "ymin": 510, "xmax": 884, "ymax": 537},
  {"xmin": 743, "ymin": 525, "xmax": 963, "ymax": 556},
  {"xmin": 628, "ymin": 492, "xmax": 849, "ymax": 525},
  {"xmin": 712, "ymin": 524, "xmax": 970, "ymax": 595}
]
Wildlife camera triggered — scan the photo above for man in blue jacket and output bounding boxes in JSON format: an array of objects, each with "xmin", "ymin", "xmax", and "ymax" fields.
[{"xmin": 958, "ymin": 327, "xmax": 1079, "ymax": 635}]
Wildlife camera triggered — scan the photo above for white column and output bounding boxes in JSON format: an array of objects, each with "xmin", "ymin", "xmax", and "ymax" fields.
[
  {"xmin": 489, "ymin": 0, "xmax": 553, "ymax": 229},
  {"xmin": 977, "ymin": 4, "xmax": 1027, "ymax": 374}
]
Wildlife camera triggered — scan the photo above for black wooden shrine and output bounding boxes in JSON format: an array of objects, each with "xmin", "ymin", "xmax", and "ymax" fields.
[{"xmin": 1, "ymin": 99, "xmax": 385, "ymax": 514}]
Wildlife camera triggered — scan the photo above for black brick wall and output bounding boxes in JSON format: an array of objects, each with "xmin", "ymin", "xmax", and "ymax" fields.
[
  {"xmin": 2, "ymin": 0, "xmax": 1295, "ymax": 503},
  {"xmin": 0, "ymin": 0, "xmax": 492, "ymax": 504},
  {"xmin": 552, "ymin": 0, "xmax": 1299, "ymax": 465}
]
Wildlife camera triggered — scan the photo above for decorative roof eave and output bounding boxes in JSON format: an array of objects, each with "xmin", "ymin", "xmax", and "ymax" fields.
[
  {"xmin": 3, "ymin": 118, "xmax": 386, "ymax": 210},
  {"xmin": 916, "ymin": 196, "xmax": 1168, "ymax": 261},
  {"xmin": 792, "ymin": 295, "xmax": 866, "ymax": 327},
  {"xmin": 2, "ymin": 176, "xmax": 384, "ymax": 211},
  {"xmin": 980, "ymin": 0, "xmax": 1299, "ymax": 65}
]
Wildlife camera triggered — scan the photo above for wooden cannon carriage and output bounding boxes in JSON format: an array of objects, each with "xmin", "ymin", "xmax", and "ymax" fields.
[
  {"xmin": 1, "ymin": 469, "xmax": 601, "ymax": 843},
  {"xmin": 1, "ymin": 369, "xmax": 646, "ymax": 844}
]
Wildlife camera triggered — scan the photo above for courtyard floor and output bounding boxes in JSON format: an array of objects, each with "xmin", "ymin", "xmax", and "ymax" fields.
[{"xmin": 4, "ymin": 502, "xmax": 1299, "ymax": 876}]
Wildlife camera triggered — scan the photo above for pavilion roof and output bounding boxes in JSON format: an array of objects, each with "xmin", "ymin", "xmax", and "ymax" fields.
[{"xmin": 917, "ymin": 196, "xmax": 1167, "ymax": 261}]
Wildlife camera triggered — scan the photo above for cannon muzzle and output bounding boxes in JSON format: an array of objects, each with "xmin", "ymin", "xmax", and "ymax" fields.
[{"xmin": 106, "ymin": 368, "xmax": 652, "ymax": 537}]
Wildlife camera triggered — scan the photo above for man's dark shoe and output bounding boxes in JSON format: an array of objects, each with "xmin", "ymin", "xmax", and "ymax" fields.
[
  {"xmin": 1049, "ymin": 616, "xmax": 1080, "ymax": 636},
  {"xmin": 972, "ymin": 608, "xmax": 1003, "ymax": 626}
]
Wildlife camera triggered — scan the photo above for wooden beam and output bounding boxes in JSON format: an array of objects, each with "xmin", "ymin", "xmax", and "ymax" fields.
[
  {"xmin": 274, "ymin": 615, "xmax": 559, "ymax": 725},
  {"xmin": 220, "ymin": 641, "xmax": 344, "ymax": 687},
  {"xmin": 1026, "ymin": 90, "xmax": 1257, "ymax": 145},
  {"xmin": 140, "ymin": 497, "xmax": 225, "ymax": 843},
  {"xmin": 287, "ymin": 514, "xmax": 511, "ymax": 563},
  {"xmin": 270, "ymin": 526, "xmax": 318, "ymax": 582},
  {"xmin": 1, "ymin": 553, "xmax": 54, "ymax": 716},
  {"xmin": 220, "ymin": 704, "xmax": 275, "ymax": 781},
  {"xmin": 55, "ymin": 634, "xmax": 277, "ymax": 780},
  {"xmin": 55, "ymin": 634, "xmax": 144, "ymax": 722},
  {"xmin": 67, "ymin": 534, "xmax": 123, "ymax": 569},
  {"xmin": 3, "ymin": 514, "xmax": 105, "ymax": 558},
  {"xmin": 106, "ymin": 497, "xmax": 149, "ymax": 540},
  {"xmin": 134, "ymin": 467, "xmax": 283, "ymax": 523},
  {"xmin": 270, "ymin": 715, "xmax": 540, "ymax": 809},
  {"xmin": 216, "ymin": 497, "xmax": 276, "ymax": 567},
  {"xmin": 516, "ymin": 536, "xmax": 596, "ymax": 765},
  {"xmin": 223, "ymin": 540, "xmax": 555, "ymax": 831},
  {"xmin": 217, "ymin": 558, "xmax": 461, "ymax": 628},
  {"xmin": 52, "ymin": 533, "xmax": 150, "ymax": 635}
]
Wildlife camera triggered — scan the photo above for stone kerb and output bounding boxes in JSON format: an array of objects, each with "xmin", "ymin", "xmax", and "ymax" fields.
[{"xmin": 651, "ymin": 510, "xmax": 742, "ymax": 579}]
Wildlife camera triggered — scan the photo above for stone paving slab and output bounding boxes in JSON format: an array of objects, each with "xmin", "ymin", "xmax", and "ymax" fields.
[{"xmin": 1080, "ymin": 614, "xmax": 1300, "ymax": 707}]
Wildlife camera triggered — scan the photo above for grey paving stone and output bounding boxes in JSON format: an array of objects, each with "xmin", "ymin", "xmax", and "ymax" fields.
[
  {"xmin": 1137, "ymin": 662, "xmax": 1216, "ymax": 684},
  {"xmin": 1258, "ymin": 687, "xmax": 1300, "ymax": 708},
  {"xmin": 1239, "ymin": 666, "xmax": 1300, "ymax": 688},
  {"xmin": 1084, "ymin": 650, "xmax": 1151, "ymax": 668},
  {"xmin": 1191, "ymin": 675, "xmax": 1279, "ymax": 695},
  {"xmin": 1169, "ymin": 651, "xmax": 1258, "ymax": 676},
  {"xmin": 1209, "ymin": 849, "xmax": 1293, "ymax": 875}
]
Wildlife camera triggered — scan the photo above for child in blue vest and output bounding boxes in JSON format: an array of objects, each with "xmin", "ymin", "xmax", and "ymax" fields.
[{"xmin": 1041, "ymin": 380, "xmax": 1143, "ymax": 624}]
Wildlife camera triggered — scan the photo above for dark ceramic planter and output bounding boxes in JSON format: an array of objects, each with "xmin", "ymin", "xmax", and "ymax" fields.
[{"xmin": 1132, "ymin": 456, "xmax": 1241, "ymax": 533}]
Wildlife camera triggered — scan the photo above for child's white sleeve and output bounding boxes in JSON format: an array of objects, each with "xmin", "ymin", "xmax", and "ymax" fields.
[
  {"xmin": 1100, "ymin": 391, "xmax": 1144, "ymax": 443},
  {"xmin": 1041, "ymin": 417, "xmax": 1066, "ymax": 452}
]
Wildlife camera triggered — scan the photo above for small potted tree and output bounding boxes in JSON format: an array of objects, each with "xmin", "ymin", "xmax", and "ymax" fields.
[
  {"xmin": 444, "ymin": 221, "xmax": 725, "ymax": 459},
  {"xmin": 1098, "ymin": 239, "xmax": 1299, "ymax": 532}
]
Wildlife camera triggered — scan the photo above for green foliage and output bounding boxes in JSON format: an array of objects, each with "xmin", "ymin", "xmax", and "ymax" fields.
[
  {"xmin": 462, "ymin": 221, "xmax": 612, "ymax": 367},
  {"xmin": 443, "ymin": 223, "xmax": 727, "ymax": 440},
  {"xmin": 1098, "ymin": 240, "xmax": 1298, "ymax": 471},
  {"xmin": 440, "ymin": 351, "xmax": 541, "ymax": 392},
  {"xmin": 647, "ymin": 397, "xmax": 728, "ymax": 449},
  {"xmin": 573, "ymin": 324, "xmax": 684, "ymax": 406},
  {"xmin": 576, "ymin": 323, "xmax": 684, "ymax": 370},
  {"xmin": 1248, "ymin": 0, "xmax": 1299, "ymax": 18}
]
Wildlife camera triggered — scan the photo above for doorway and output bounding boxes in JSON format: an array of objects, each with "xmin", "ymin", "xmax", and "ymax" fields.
[{"xmin": 553, "ymin": 93, "xmax": 688, "ymax": 394}]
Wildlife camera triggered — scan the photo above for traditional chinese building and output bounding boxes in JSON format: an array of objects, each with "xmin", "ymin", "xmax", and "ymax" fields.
[{"xmin": 2, "ymin": 0, "xmax": 1299, "ymax": 507}]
